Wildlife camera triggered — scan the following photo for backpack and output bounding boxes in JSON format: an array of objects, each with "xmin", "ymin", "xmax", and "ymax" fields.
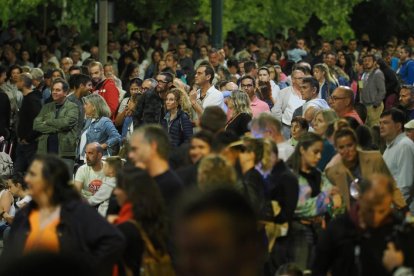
[{"xmin": 129, "ymin": 220, "xmax": 175, "ymax": 276}]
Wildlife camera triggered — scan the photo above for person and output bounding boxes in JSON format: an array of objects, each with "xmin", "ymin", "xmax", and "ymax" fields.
[
  {"xmin": 405, "ymin": 119, "xmax": 414, "ymax": 142},
  {"xmin": 399, "ymin": 85, "xmax": 414, "ymax": 120},
  {"xmin": 0, "ymin": 176, "xmax": 15, "ymax": 238},
  {"xmin": 397, "ymin": 45, "xmax": 414, "ymax": 85},
  {"xmin": 14, "ymin": 72, "xmax": 42, "ymax": 173},
  {"xmin": 174, "ymin": 188, "xmax": 263, "ymax": 276},
  {"xmin": 286, "ymin": 132, "xmax": 343, "ymax": 271},
  {"xmin": 4, "ymin": 155, "xmax": 125, "ymax": 276},
  {"xmin": 325, "ymin": 127, "xmax": 407, "ymax": 210},
  {"xmin": 225, "ymin": 90, "xmax": 252, "ymax": 137},
  {"xmin": 272, "ymin": 69, "xmax": 306, "ymax": 139},
  {"xmin": 112, "ymin": 166, "xmax": 171, "ymax": 276},
  {"xmin": 380, "ymin": 108, "xmax": 414, "ymax": 213},
  {"xmin": 199, "ymin": 106, "xmax": 227, "ymax": 134},
  {"xmin": 33, "ymin": 78, "xmax": 79, "ymax": 175},
  {"xmin": 197, "ymin": 154, "xmax": 238, "ymax": 190},
  {"xmin": 313, "ymin": 63, "xmax": 338, "ymax": 101},
  {"xmin": 312, "ymin": 174, "xmax": 414, "ymax": 276},
  {"xmin": 258, "ymin": 66, "xmax": 280, "ymax": 102},
  {"xmin": 87, "ymin": 156, "xmax": 123, "ymax": 217},
  {"xmin": 134, "ymin": 72, "xmax": 172, "ymax": 126},
  {"xmin": 66, "ymin": 74, "xmax": 92, "ymax": 133},
  {"xmin": 115, "ymin": 78, "xmax": 143, "ymax": 133},
  {"xmin": 161, "ymin": 89, "xmax": 193, "ymax": 148},
  {"xmin": 240, "ymin": 75, "xmax": 270, "ymax": 117},
  {"xmin": 128, "ymin": 125, "xmax": 184, "ymax": 209},
  {"xmin": 89, "ymin": 61, "xmax": 120, "ymax": 119},
  {"xmin": 1, "ymin": 65, "xmax": 23, "ymax": 131},
  {"xmin": 78, "ymin": 94, "xmax": 121, "ymax": 160},
  {"xmin": 329, "ymin": 86, "xmax": 364, "ymax": 125},
  {"xmin": 360, "ymin": 54, "xmax": 386, "ymax": 127},
  {"xmin": 0, "ymin": 66, "xmax": 11, "ymax": 139},
  {"xmin": 189, "ymin": 64, "xmax": 225, "ymax": 118},
  {"xmin": 289, "ymin": 116, "xmax": 309, "ymax": 147},
  {"xmin": 250, "ymin": 113, "xmax": 294, "ymax": 161}
]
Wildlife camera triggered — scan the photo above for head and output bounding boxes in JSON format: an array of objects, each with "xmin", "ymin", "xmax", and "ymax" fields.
[
  {"xmin": 399, "ymin": 85, "xmax": 414, "ymax": 109},
  {"xmin": 142, "ymin": 78, "xmax": 157, "ymax": 93},
  {"xmin": 51, "ymin": 68, "xmax": 65, "ymax": 81},
  {"xmin": 7, "ymin": 173, "xmax": 28, "ymax": 197},
  {"xmin": 244, "ymin": 61, "xmax": 258, "ymax": 78},
  {"xmin": 8, "ymin": 65, "xmax": 22, "ymax": 83},
  {"xmin": 72, "ymin": 74, "xmax": 92, "ymax": 97},
  {"xmin": 334, "ymin": 127, "xmax": 359, "ymax": 166},
  {"xmin": 291, "ymin": 70, "xmax": 305, "ymax": 88},
  {"xmin": 69, "ymin": 65, "xmax": 82, "ymax": 76},
  {"xmin": 83, "ymin": 93, "xmax": 111, "ymax": 118},
  {"xmin": 51, "ymin": 78, "xmax": 69, "ymax": 104},
  {"xmin": 174, "ymin": 188, "xmax": 260, "ymax": 276},
  {"xmin": 0, "ymin": 66, "xmax": 7, "ymax": 85},
  {"xmin": 60, "ymin": 57, "xmax": 73, "ymax": 74},
  {"xmin": 380, "ymin": 108, "xmax": 406, "ymax": 142},
  {"xmin": 199, "ymin": 106, "xmax": 227, "ymax": 134},
  {"xmin": 197, "ymin": 155, "xmax": 237, "ymax": 190},
  {"xmin": 312, "ymin": 109, "xmax": 338, "ymax": 137},
  {"xmin": 195, "ymin": 65, "xmax": 215, "ymax": 86},
  {"xmin": 243, "ymin": 137, "xmax": 273, "ymax": 172},
  {"xmin": 129, "ymin": 125, "xmax": 170, "ymax": 166},
  {"xmin": 30, "ymin": 68, "xmax": 44, "ymax": 87},
  {"xmin": 287, "ymin": 132, "xmax": 324, "ymax": 174},
  {"xmin": 325, "ymin": 52, "xmax": 337, "ymax": 67},
  {"xmin": 128, "ymin": 77, "xmax": 143, "ymax": 97},
  {"xmin": 16, "ymin": 72, "xmax": 33, "ymax": 91},
  {"xmin": 362, "ymin": 54, "xmax": 377, "ymax": 71},
  {"xmin": 165, "ymin": 89, "xmax": 180, "ymax": 112},
  {"xmin": 165, "ymin": 53, "xmax": 178, "ymax": 69},
  {"xmin": 103, "ymin": 156, "xmax": 123, "ymax": 178},
  {"xmin": 228, "ymin": 90, "xmax": 252, "ymax": 117},
  {"xmin": 291, "ymin": 116, "xmax": 309, "ymax": 141},
  {"xmin": 240, "ymin": 75, "xmax": 256, "ymax": 99},
  {"xmin": 84, "ymin": 143, "xmax": 104, "ymax": 167},
  {"xmin": 155, "ymin": 72, "xmax": 174, "ymax": 94},
  {"xmin": 189, "ymin": 130, "xmax": 213, "ymax": 164},
  {"xmin": 258, "ymin": 67, "xmax": 270, "ymax": 82},
  {"xmin": 329, "ymin": 86, "xmax": 355, "ymax": 115},
  {"xmin": 399, "ymin": 45, "xmax": 412, "ymax": 62},
  {"xmin": 24, "ymin": 154, "xmax": 79, "ymax": 206},
  {"xmin": 250, "ymin": 113, "xmax": 284, "ymax": 143},
  {"xmin": 313, "ymin": 63, "xmax": 328, "ymax": 82},
  {"xmin": 300, "ymin": 77, "xmax": 319, "ymax": 101},
  {"xmin": 88, "ymin": 61, "xmax": 104, "ymax": 84},
  {"xmin": 208, "ymin": 50, "xmax": 220, "ymax": 67}
]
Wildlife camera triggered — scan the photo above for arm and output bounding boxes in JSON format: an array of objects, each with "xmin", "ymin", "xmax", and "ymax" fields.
[
  {"xmin": 189, "ymin": 89, "xmax": 203, "ymax": 118},
  {"xmin": 181, "ymin": 114, "xmax": 194, "ymax": 144},
  {"xmin": 33, "ymin": 105, "xmax": 60, "ymax": 134},
  {"xmin": 102, "ymin": 119, "xmax": 121, "ymax": 149},
  {"xmin": 271, "ymin": 90, "xmax": 284, "ymax": 120},
  {"xmin": 375, "ymin": 70, "xmax": 386, "ymax": 104},
  {"xmin": 100, "ymin": 81, "xmax": 120, "ymax": 117},
  {"xmin": 88, "ymin": 178, "xmax": 116, "ymax": 207},
  {"xmin": 45, "ymin": 102, "xmax": 79, "ymax": 131},
  {"xmin": 114, "ymin": 98, "xmax": 129, "ymax": 127},
  {"xmin": 0, "ymin": 190, "xmax": 13, "ymax": 214}
]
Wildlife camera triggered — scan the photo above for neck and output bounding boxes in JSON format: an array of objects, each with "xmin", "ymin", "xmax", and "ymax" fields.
[
  {"xmin": 22, "ymin": 87, "xmax": 32, "ymax": 96},
  {"xmin": 36, "ymin": 193, "xmax": 54, "ymax": 210},
  {"xmin": 201, "ymin": 83, "xmax": 211, "ymax": 95},
  {"xmin": 74, "ymin": 89, "xmax": 82, "ymax": 99},
  {"xmin": 147, "ymin": 157, "xmax": 169, "ymax": 177},
  {"xmin": 343, "ymin": 157, "xmax": 358, "ymax": 169},
  {"xmin": 55, "ymin": 98, "xmax": 66, "ymax": 105},
  {"xmin": 338, "ymin": 106, "xmax": 353, "ymax": 117},
  {"xmin": 300, "ymin": 160, "xmax": 311, "ymax": 173},
  {"xmin": 386, "ymin": 132, "xmax": 402, "ymax": 144},
  {"xmin": 170, "ymin": 108, "xmax": 178, "ymax": 117},
  {"xmin": 92, "ymin": 161, "xmax": 103, "ymax": 172}
]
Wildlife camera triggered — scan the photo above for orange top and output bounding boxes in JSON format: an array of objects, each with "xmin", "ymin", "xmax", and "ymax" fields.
[{"xmin": 24, "ymin": 209, "xmax": 60, "ymax": 253}]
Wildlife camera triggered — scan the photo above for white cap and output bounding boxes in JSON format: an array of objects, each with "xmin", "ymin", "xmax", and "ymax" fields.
[{"xmin": 404, "ymin": 119, "xmax": 414, "ymax": 130}]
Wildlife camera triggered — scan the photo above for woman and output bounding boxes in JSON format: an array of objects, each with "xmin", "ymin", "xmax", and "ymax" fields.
[
  {"xmin": 258, "ymin": 80, "xmax": 274, "ymax": 109},
  {"xmin": 0, "ymin": 176, "xmax": 14, "ymax": 237},
  {"xmin": 161, "ymin": 89, "xmax": 193, "ymax": 147},
  {"xmin": 258, "ymin": 66, "xmax": 280, "ymax": 103},
  {"xmin": 78, "ymin": 94, "xmax": 121, "ymax": 160},
  {"xmin": 113, "ymin": 166, "xmax": 171, "ymax": 276},
  {"xmin": 5, "ymin": 155, "xmax": 125, "ymax": 276},
  {"xmin": 289, "ymin": 116, "xmax": 309, "ymax": 147},
  {"xmin": 312, "ymin": 109, "xmax": 338, "ymax": 170},
  {"xmin": 325, "ymin": 127, "xmax": 406, "ymax": 210},
  {"xmin": 1, "ymin": 65, "xmax": 23, "ymax": 127},
  {"xmin": 144, "ymin": 48, "xmax": 163, "ymax": 79},
  {"xmin": 225, "ymin": 90, "xmax": 252, "ymax": 137},
  {"xmin": 120, "ymin": 63, "xmax": 140, "ymax": 92},
  {"xmin": 197, "ymin": 154, "xmax": 238, "ymax": 190},
  {"xmin": 286, "ymin": 133, "xmax": 343, "ymax": 270},
  {"xmin": 313, "ymin": 63, "xmax": 338, "ymax": 101}
]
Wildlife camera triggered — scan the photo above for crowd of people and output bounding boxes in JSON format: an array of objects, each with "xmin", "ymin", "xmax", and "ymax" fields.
[{"xmin": 0, "ymin": 19, "xmax": 414, "ymax": 276}]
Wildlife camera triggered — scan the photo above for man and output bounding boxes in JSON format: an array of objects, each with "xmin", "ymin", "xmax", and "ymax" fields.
[
  {"xmin": 14, "ymin": 73, "xmax": 42, "ymax": 173},
  {"xmin": 361, "ymin": 54, "xmax": 386, "ymax": 127},
  {"xmin": 30, "ymin": 68, "xmax": 49, "ymax": 104},
  {"xmin": 244, "ymin": 61, "xmax": 258, "ymax": 79},
  {"xmin": 174, "ymin": 188, "xmax": 262, "ymax": 276},
  {"xmin": 33, "ymin": 78, "xmax": 79, "ymax": 175},
  {"xmin": 60, "ymin": 57, "xmax": 73, "ymax": 80},
  {"xmin": 69, "ymin": 65, "xmax": 82, "ymax": 76},
  {"xmin": 128, "ymin": 125, "xmax": 183, "ymax": 208},
  {"xmin": 189, "ymin": 65, "xmax": 225, "ymax": 118},
  {"xmin": 325, "ymin": 51, "xmax": 350, "ymax": 85},
  {"xmin": 74, "ymin": 142, "xmax": 106, "ymax": 199},
  {"xmin": 347, "ymin": 38, "xmax": 359, "ymax": 62},
  {"xmin": 165, "ymin": 53, "xmax": 185, "ymax": 79},
  {"xmin": 397, "ymin": 45, "xmax": 414, "ymax": 85},
  {"xmin": 67, "ymin": 74, "xmax": 92, "ymax": 133},
  {"xmin": 134, "ymin": 72, "xmax": 172, "ymax": 126},
  {"xmin": 141, "ymin": 78, "xmax": 158, "ymax": 93},
  {"xmin": 313, "ymin": 174, "xmax": 414, "ymax": 276},
  {"xmin": 240, "ymin": 75, "xmax": 269, "ymax": 117},
  {"xmin": 292, "ymin": 76, "xmax": 329, "ymax": 122},
  {"xmin": 89, "ymin": 61, "xmax": 119, "ymax": 119},
  {"xmin": 405, "ymin": 119, "xmax": 414, "ymax": 142},
  {"xmin": 177, "ymin": 42, "xmax": 194, "ymax": 77},
  {"xmin": 272, "ymin": 69, "xmax": 305, "ymax": 139},
  {"xmin": 329, "ymin": 86, "xmax": 364, "ymax": 124},
  {"xmin": 381, "ymin": 108, "xmax": 414, "ymax": 212},
  {"xmin": 399, "ymin": 85, "xmax": 414, "ymax": 120},
  {"xmin": 250, "ymin": 113, "xmax": 294, "ymax": 161}
]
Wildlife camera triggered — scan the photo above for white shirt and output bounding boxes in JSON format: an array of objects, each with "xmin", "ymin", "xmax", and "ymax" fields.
[
  {"xmin": 75, "ymin": 163, "xmax": 106, "ymax": 199},
  {"xmin": 197, "ymin": 85, "xmax": 225, "ymax": 111},
  {"xmin": 270, "ymin": 80, "xmax": 280, "ymax": 102},
  {"xmin": 277, "ymin": 141, "xmax": 295, "ymax": 162},
  {"xmin": 282, "ymin": 88, "xmax": 305, "ymax": 125}
]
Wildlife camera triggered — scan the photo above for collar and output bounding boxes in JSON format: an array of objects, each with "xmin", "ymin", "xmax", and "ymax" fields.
[
  {"xmin": 386, "ymin": 132, "xmax": 405, "ymax": 148},
  {"xmin": 114, "ymin": 202, "xmax": 134, "ymax": 225}
]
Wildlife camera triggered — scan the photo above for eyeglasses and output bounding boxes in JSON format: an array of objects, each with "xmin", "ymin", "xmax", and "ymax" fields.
[
  {"xmin": 142, "ymin": 87, "xmax": 151, "ymax": 91},
  {"xmin": 329, "ymin": 96, "xmax": 348, "ymax": 101},
  {"xmin": 241, "ymin": 84, "xmax": 254, "ymax": 88},
  {"xmin": 156, "ymin": 79, "xmax": 169, "ymax": 84}
]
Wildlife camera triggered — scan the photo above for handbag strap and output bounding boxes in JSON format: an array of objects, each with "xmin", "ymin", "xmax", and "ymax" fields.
[{"xmin": 128, "ymin": 219, "xmax": 161, "ymax": 260}]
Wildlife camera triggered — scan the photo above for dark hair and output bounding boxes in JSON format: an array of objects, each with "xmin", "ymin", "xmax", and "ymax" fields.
[
  {"xmin": 287, "ymin": 132, "xmax": 323, "ymax": 175},
  {"xmin": 291, "ymin": 116, "xmax": 309, "ymax": 131},
  {"xmin": 355, "ymin": 125, "xmax": 377, "ymax": 150},
  {"xmin": 71, "ymin": 74, "xmax": 91, "ymax": 90},
  {"xmin": 158, "ymin": 72, "xmax": 174, "ymax": 84},
  {"xmin": 211, "ymin": 130, "xmax": 240, "ymax": 153},
  {"xmin": 302, "ymin": 76, "xmax": 320, "ymax": 92},
  {"xmin": 333, "ymin": 127, "xmax": 358, "ymax": 146},
  {"xmin": 244, "ymin": 61, "xmax": 257, "ymax": 74},
  {"xmin": 117, "ymin": 166, "xmax": 167, "ymax": 252},
  {"xmin": 258, "ymin": 81, "xmax": 272, "ymax": 103},
  {"xmin": 199, "ymin": 64, "xmax": 215, "ymax": 84},
  {"xmin": 362, "ymin": 53, "xmax": 377, "ymax": 62},
  {"xmin": 9, "ymin": 172, "xmax": 28, "ymax": 190},
  {"xmin": 359, "ymin": 175, "xmax": 393, "ymax": 195},
  {"xmin": 191, "ymin": 130, "xmax": 214, "ymax": 146},
  {"xmin": 51, "ymin": 68, "xmax": 65, "ymax": 80},
  {"xmin": 401, "ymin": 45, "xmax": 413, "ymax": 56},
  {"xmin": 68, "ymin": 65, "xmax": 81, "ymax": 73},
  {"xmin": 227, "ymin": 58, "xmax": 239, "ymax": 69},
  {"xmin": 52, "ymin": 78, "xmax": 70, "ymax": 93},
  {"xmin": 135, "ymin": 125, "xmax": 170, "ymax": 160},
  {"xmin": 380, "ymin": 108, "xmax": 407, "ymax": 131},
  {"xmin": 199, "ymin": 106, "xmax": 227, "ymax": 134},
  {"xmin": 121, "ymin": 62, "xmax": 139, "ymax": 83},
  {"xmin": 240, "ymin": 75, "xmax": 255, "ymax": 85},
  {"xmin": 0, "ymin": 65, "xmax": 7, "ymax": 75},
  {"xmin": 32, "ymin": 154, "xmax": 80, "ymax": 206},
  {"xmin": 7, "ymin": 64, "xmax": 22, "ymax": 81},
  {"xmin": 354, "ymin": 103, "xmax": 367, "ymax": 124}
]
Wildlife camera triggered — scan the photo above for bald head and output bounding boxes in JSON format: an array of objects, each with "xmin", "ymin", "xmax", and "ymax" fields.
[
  {"xmin": 85, "ymin": 142, "xmax": 104, "ymax": 167},
  {"xmin": 329, "ymin": 86, "xmax": 355, "ymax": 115}
]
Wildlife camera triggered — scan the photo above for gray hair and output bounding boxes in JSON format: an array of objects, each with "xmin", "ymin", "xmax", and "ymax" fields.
[
  {"xmin": 19, "ymin": 73, "xmax": 33, "ymax": 88},
  {"xmin": 30, "ymin": 68, "xmax": 44, "ymax": 81},
  {"xmin": 144, "ymin": 78, "xmax": 158, "ymax": 90},
  {"xmin": 83, "ymin": 93, "xmax": 111, "ymax": 118}
]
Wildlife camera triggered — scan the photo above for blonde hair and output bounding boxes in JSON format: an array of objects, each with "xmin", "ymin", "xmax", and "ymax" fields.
[
  {"xmin": 230, "ymin": 90, "xmax": 252, "ymax": 116},
  {"xmin": 243, "ymin": 137, "xmax": 273, "ymax": 173},
  {"xmin": 169, "ymin": 88, "xmax": 193, "ymax": 120},
  {"xmin": 197, "ymin": 154, "xmax": 237, "ymax": 190},
  {"xmin": 314, "ymin": 109, "xmax": 338, "ymax": 126},
  {"xmin": 314, "ymin": 63, "xmax": 338, "ymax": 86}
]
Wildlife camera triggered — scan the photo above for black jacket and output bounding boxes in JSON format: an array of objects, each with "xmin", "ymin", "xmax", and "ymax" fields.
[
  {"xmin": 161, "ymin": 109, "xmax": 193, "ymax": 148},
  {"xmin": 0, "ymin": 89, "xmax": 10, "ymax": 138},
  {"xmin": 4, "ymin": 200, "xmax": 125, "ymax": 276},
  {"xmin": 17, "ymin": 90, "xmax": 42, "ymax": 142},
  {"xmin": 133, "ymin": 89, "xmax": 164, "ymax": 127}
]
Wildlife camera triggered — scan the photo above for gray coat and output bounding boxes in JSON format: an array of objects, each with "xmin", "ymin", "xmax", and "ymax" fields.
[{"xmin": 361, "ymin": 68, "xmax": 386, "ymax": 106}]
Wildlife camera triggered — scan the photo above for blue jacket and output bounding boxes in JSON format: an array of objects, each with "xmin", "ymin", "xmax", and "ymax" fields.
[
  {"xmin": 161, "ymin": 109, "xmax": 193, "ymax": 147},
  {"xmin": 80, "ymin": 117, "xmax": 121, "ymax": 156},
  {"xmin": 398, "ymin": 59, "xmax": 414, "ymax": 85},
  {"xmin": 320, "ymin": 81, "xmax": 338, "ymax": 101}
]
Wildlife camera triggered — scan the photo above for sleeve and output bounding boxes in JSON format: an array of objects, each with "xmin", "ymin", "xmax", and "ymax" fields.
[
  {"xmin": 44, "ymin": 103, "xmax": 79, "ymax": 131},
  {"xmin": 375, "ymin": 71, "xmax": 386, "ymax": 104},
  {"xmin": 74, "ymin": 166, "xmax": 86, "ymax": 185},
  {"xmin": 87, "ymin": 178, "xmax": 116, "ymax": 206},
  {"xmin": 180, "ymin": 113, "xmax": 194, "ymax": 144},
  {"xmin": 394, "ymin": 145, "xmax": 414, "ymax": 204},
  {"xmin": 117, "ymin": 98, "xmax": 129, "ymax": 114},
  {"xmin": 271, "ymin": 173, "xmax": 299, "ymax": 224},
  {"xmin": 100, "ymin": 81, "xmax": 120, "ymax": 117},
  {"xmin": 408, "ymin": 62, "xmax": 414, "ymax": 85},
  {"xmin": 204, "ymin": 92, "xmax": 224, "ymax": 108},
  {"xmin": 102, "ymin": 119, "xmax": 121, "ymax": 148},
  {"xmin": 27, "ymin": 98, "xmax": 42, "ymax": 141},
  {"xmin": 271, "ymin": 90, "xmax": 284, "ymax": 120},
  {"xmin": 33, "ymin": 105, "xmax": 59, "ymax": 134}
]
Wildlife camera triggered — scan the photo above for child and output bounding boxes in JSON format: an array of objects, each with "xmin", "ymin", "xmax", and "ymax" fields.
[{"xmin": 87, "ymin": 156, "xmax": 123, "ymax": 217}]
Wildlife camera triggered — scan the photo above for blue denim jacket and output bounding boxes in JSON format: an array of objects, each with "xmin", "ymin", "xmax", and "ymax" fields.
[{"xmin": 79, "ymin": 117, "xmax": 121, "ymax": 157}]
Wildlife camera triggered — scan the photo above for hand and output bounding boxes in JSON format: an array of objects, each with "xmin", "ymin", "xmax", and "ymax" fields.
[
  {"xmin": 383, "ymin": 242, "xmax": 404, "ymax": 272},
  {"xmin": 331, "ymin": 194, "xmax": 342, "ymax": 209},
  {"xmin": 189, "ymin": 87, "xmax": 198, "ymax": 104},
  {"xmin": 101, "ymin": 143, "xmax": 108, "ymax": 150}
]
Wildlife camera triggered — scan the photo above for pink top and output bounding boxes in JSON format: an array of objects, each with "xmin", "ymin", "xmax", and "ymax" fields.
[
  {"xmin": 250, "ymin": 96, "xmax": 270, "ymax": 117},
  {"xmin": 342, "ymin": 109, "xmax": 364, "ymax": 125}
]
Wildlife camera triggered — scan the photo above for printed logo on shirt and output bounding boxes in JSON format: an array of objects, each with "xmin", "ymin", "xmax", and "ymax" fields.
[{"xmin": 88, "ymin": 179, "xmax": 103, "ymax": 195}]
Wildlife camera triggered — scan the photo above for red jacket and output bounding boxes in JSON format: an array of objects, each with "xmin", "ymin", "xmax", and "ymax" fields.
[{"xmin": 93, "ymin": 79, "xmax": 120, "ymax": 120}]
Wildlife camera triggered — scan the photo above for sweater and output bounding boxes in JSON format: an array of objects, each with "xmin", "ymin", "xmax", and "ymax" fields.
[{"xmin": 17, "ymin": 90, "xmax": 42, "ymax": 143}]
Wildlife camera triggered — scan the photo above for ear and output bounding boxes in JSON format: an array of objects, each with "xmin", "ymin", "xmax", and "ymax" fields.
[{"xmin": 299, "ymin": 146, "xmax": 306, "ymax": 156}]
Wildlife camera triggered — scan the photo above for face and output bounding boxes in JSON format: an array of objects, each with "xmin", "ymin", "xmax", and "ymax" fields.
[
  {"xmin": 89, "ymin": 65, "xmax": 103, "ymax": 84},
  {"xmin": 291, "ymin": 122, "xmax": 306, "ymax": 140},
  {"xmin": 103, "ymin": 162, "xmax": 114, "ymax": 177},
  {"xmin": 363, "ymin": 57, "xmax": 375, "ymax": 71},
  {"xmin": 130, "ymin": 67, "xmax": 140, "ymax": 79},
  {"xmin": 52, "ymin": 71, "xmax": 62, "ymax": 80},
  {"xmin": 11, "ymin": 68, "xmax": 20, "ymax": 83},
  {"xmin": 60, "ymin": 58, "xmax": 73, "ymax": 73},
  {"xmin": 380, "ymin": 115, "xmax": 401, "ymax": 141},
  {"xmin": 300, "ymin": 141, "xmax": 323, "ymax": 168},
  {"xmin": 312, "ymin": 113, "xmax": 328, "ymax": 136},
  {"xmin": 399, "ymin": 88, "xmax": 413, "ymax": 108},
  {"xmin": 128, "ymin": 133, "xmax": 153, "ymax": 166},
  {"xmin": 80, "ymin": 81, "xmax": 92, "ymax": 96},
  {"xmin": 240, "ymin": 78, "xmax": 255, "ymax": 98},
  {"xmin": 130, "ymin": 83, "xmax": 141, "ymax": 96},
  {"xmin": 166, "ymin": 55, "xmax": 176, "ymax": 68},
  {"xmin": 209, "ymin": 53, "xmax": 219, "ymax": 67},
  {"xmin": 258, "ymin": 69, "xmax": 270, "ymax": 82},
  {"xmin": 7, "ymin": 180, "xmax": 19, "ymax": 197},
  {"xmin": 52, "ymin": 82, "xmax": 67, "ymax": 104},
  {"xmin": 25, "ymin": 160, "xmax": 49, "ymax": 202},
  {"xmin": 142, "ymin": 80, "xmax": 152, "ymax": 93},
  {"xmin": 175, "ymin": 211, "xmax": 241, "ymax": 276},
  {"xmin": 335, "ymin": 135, "xmax": 358, "ymax": 164},
  {"xmin": 113, "ymin": 186, "xmax": 128, "ymax": 207},
  {"xmin": 155, "ymin": 75, "xmax": 170, "ymax": 94},
  {"xmin": 297, "ymin": 39, "xmax": 305, "ymax": 49},
  {"xmin": 291, "ymin": 70, "xmax": 305, "ymax": 87},
  {"xmin": 178, "ymin": 45, "xmax": 186, "ymax": 56},
  {"xmin": 329, "ymin": 89, "xmax": 350, "ymax": 113},
  {"xmin": 104, "ymin": 65, "xmax": 114, "ymax": 79},
  {"xmin": 83, "ymin": 101, "xmax": 95, "ymax": 117},
  {"xmin": 165, "ymin": 93, "xmax": 178, "ymax": 111},
  {"xmin": 322, "ymin": 42, "xmax": 331, "ymax": 53},
  {"xmin": 85, "ymin": 145, "xmax": 102, "ymax": 166},
  {"xmin": 195, "ymin": 67, "xmax": 209, "ymax": 86},
  {"xmin": 22, "ymin": 51, "xmax": 30, "ymax": 61},
  {"xmin": 313, "ymin": 68, "xmax": 324, "ymax": 82},
  {"xmin": 349, "ymin": 41, "xmax": 357, "ymax": 51},
  {"xmin": 406, "ymin": 129, "xmax": 414, "ymax": 142},
  {"xmin": 158, "ymin": 60, "xmax": 167, "ymax": 72},
  {"xmin": 189, "ymin": 138, "xmax": 211, "ymax": 164},
  {"xmin": 16, "ymin": 75, "xmax": 24, "ymax": 90},
  {"xmin": 0, "ymin": 72, "xmax": 6, "ymax": 85},
  {"xmin": 300, "ymin": 82, "xmax": 316, "ymax": 101},
  {"xmin": 239, "ymin": 62, "xmax": 245, "ymax": 75},
  {"xmin": 200, "ymin": 47, "xmax": 208, "ymax": 57},
  {"xmin": 325, "ymin": 54, "xmax": 336, "ymax": 67},
  {"xmin": 399, "ymin": 49, "xmax": 409, "ymax": 62}
]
